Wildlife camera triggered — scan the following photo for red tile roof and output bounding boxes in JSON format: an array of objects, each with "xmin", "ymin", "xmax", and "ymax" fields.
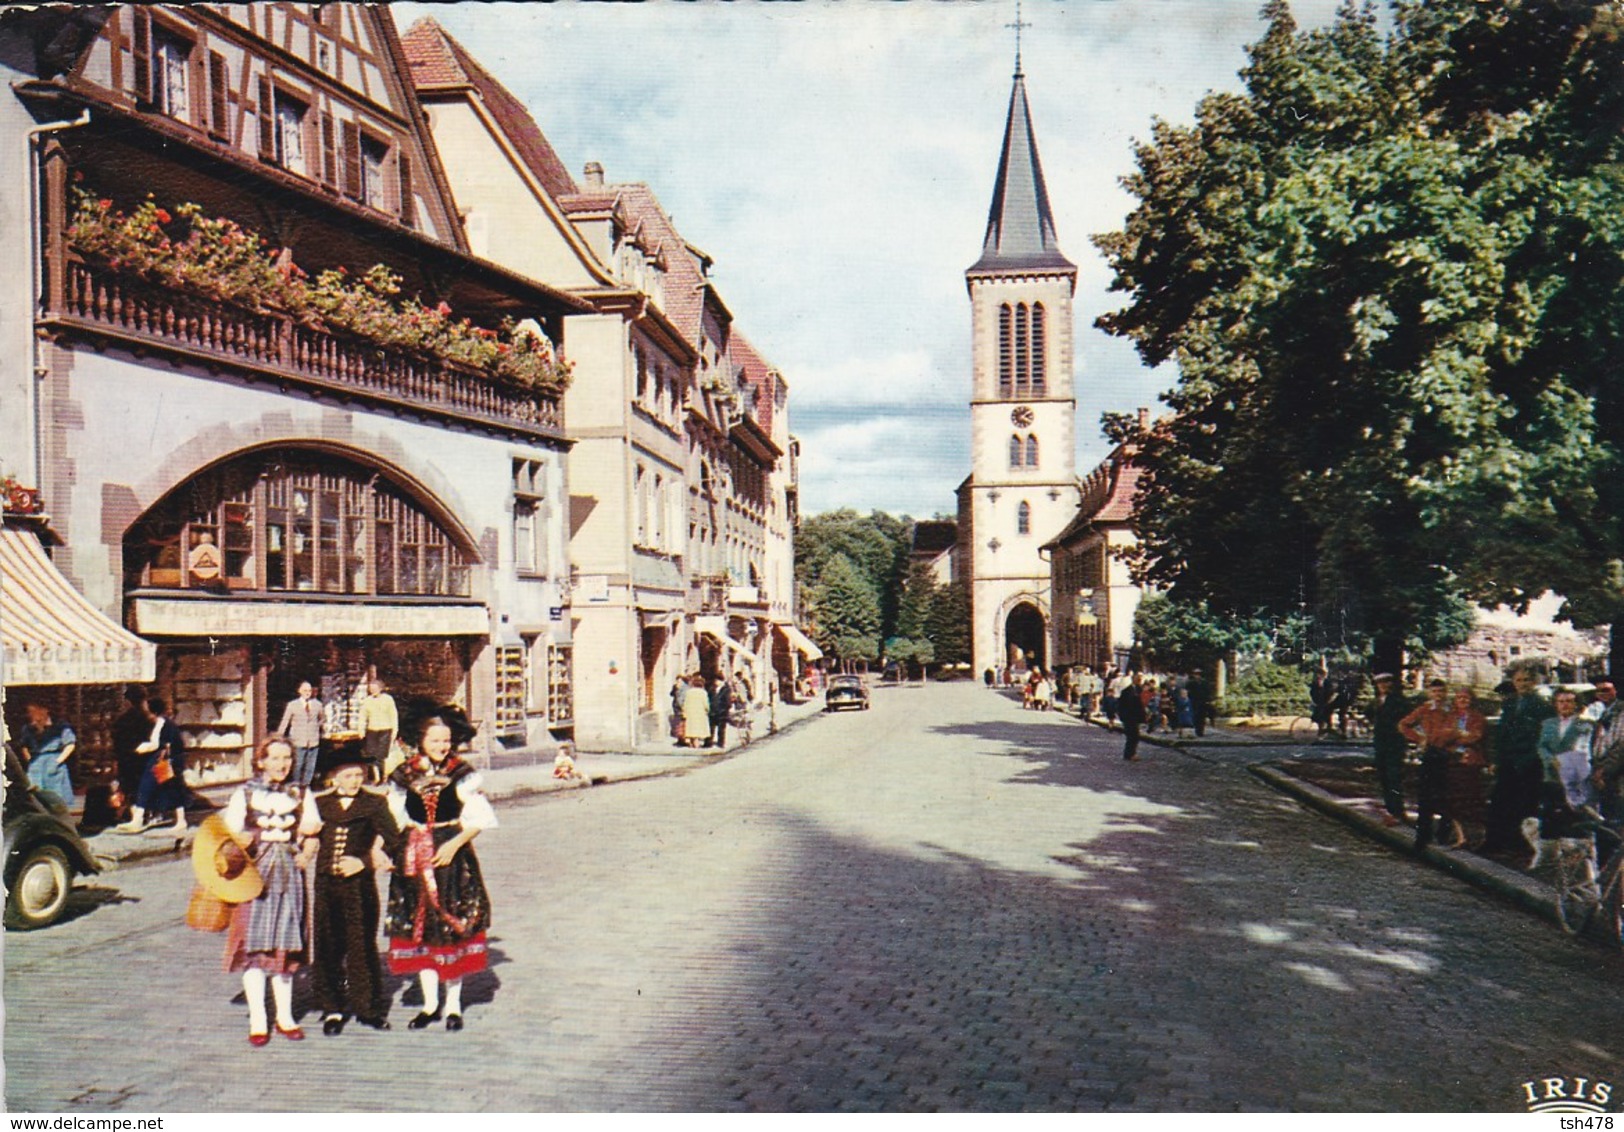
[{"xmin": 402, "ymin": 18, "xmax": 578, "ymax": 202}]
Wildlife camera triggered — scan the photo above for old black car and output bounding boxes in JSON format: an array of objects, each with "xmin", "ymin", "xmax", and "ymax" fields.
[
  {"xmin": 5, "ymin": 745, "xmax": 102, "ymax": 929},
  {"xmin": 824, "ymin": 674, "xmax": 871, "ymax": 712}
]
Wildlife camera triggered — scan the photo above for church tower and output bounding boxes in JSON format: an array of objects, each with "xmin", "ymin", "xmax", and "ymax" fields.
[{"xmin": 957, "ymin": 59, "xmax": 1080, "ymax": 678}]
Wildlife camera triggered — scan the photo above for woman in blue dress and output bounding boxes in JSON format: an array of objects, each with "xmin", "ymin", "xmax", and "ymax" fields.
[
  {"xmin": 17, "ymin": 703, "xmax": 75, "ymax": 806},
  {"xmin": 223, "ymin": 736, "xmax": 313, "ymax": 1045}
]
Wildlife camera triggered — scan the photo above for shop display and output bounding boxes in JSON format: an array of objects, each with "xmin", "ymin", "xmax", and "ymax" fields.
[{"xmin": 167, "ymin": 646, "xmax": 251, "ymax": 785}]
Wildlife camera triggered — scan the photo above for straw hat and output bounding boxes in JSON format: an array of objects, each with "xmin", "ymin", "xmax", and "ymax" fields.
[{"xmin": 191, "ymin": 814, "xmax": 263, "ymax": 904}]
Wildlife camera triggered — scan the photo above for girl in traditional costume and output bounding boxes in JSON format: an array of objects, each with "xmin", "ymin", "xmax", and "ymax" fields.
[
  {"xmin": 223, "ymin": 736, "xmax": 312, "ymax": 1045},
  {"xmin": 385, "ymin": 706, "xmax": 496, "ymax": 1032}
]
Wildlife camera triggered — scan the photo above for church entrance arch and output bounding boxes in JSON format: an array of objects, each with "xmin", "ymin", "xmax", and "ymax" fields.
[{"xmin": 1005, "ymin": 602, "xmax": 1047, "ymax": 671}]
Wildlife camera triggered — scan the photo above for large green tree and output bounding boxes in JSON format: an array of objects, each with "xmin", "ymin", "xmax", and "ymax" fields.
[
  {"xmin": 807, "ymin": 553, "xmax": 881, "ymax": 664},
  {"xmin": 794, "ymin": 509, "xmax": 913, "ymax": 643},
  {"xmin": 1096, "ymin": 0, "xmax": 1624, "ymax": 674},
  {"xmin": 924, "ymin": 578, "xmax": 971, "ymax": 669}
]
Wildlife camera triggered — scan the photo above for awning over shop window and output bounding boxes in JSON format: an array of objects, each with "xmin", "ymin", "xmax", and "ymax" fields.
[
  {"xmin": 694, "ymin": 615, "xmax": 757, "ymax": 666},
  {"xmin": 129, "ymin": 597, "xmax": 490, "ymax": 638},
  {"xmin": 1, "ymin": 528, "xmax": 156, "ymax": 686},
  {"xmin": 775, "ymin": 621, "xmax": 823, "ymax": 661}
]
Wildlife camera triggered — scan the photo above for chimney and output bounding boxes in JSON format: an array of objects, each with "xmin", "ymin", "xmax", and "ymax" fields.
[
  {"xmin": 583, "ymin": 161, "xmax": 604, "ymax": 188},
  {"xmin": 1137, "ymin": 406, "xmax": 1150, "ymax": 433}
]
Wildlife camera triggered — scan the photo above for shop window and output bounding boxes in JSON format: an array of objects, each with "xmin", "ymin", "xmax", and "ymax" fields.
[
  {"xmin": 125, "ymin": 452, "xmax": 473, "ymax": 598},
  {"xmin": 548, "ymin": 644, "xmax": 574, "ymax": 727},
  {"xmin": 493, "ymin": 646, "xmax": 526, "ymax": 736}
]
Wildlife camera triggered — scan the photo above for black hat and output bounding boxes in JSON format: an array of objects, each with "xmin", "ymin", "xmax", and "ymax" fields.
[
  {"xmin": 398, "ymin": 697, "xmax": 478, "ymax": 752},
  {"xmin": 313, "ymin": 739, "xmax": 371, "ymax": 781}
]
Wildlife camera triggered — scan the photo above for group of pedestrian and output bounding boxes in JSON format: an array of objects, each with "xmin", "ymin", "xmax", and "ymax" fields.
[
  {"xmin": 672, "ymin": 672, "xmax": 750, "ymax": 751},
  {"xmin": 1020, "ymin": 667, "xmax": 1057, "ymax": 710},
  {"xmin": 1367, "ymin": 667, "xmax": 1624, "ymax": 865},
  {"xmin": 201, "ymin": 702, "xmax": 494, "ymax": 1044}
]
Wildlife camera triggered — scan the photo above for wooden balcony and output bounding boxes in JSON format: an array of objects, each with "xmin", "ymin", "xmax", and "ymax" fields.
[{"xmin": 43, "ymin": 256, "xmax": 564, "ymax": 440}]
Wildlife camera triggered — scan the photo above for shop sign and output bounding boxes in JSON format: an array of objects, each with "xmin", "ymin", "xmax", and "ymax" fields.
[{"xmin": 131, "ymin": 597, "xmax": 489, "ymax": 638}]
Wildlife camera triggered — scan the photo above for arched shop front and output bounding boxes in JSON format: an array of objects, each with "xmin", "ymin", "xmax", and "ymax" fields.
[{"xmin": 122, "ymin": 447, "xmax": 487, "ymax": 787}]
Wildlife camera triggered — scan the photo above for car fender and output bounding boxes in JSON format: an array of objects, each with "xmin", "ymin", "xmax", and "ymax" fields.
[{"xmin": 4, "ymin": 813, "xmax": 101, "ymax": 882}]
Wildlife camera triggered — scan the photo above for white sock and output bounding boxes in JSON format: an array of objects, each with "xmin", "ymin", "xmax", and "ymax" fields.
[
  {"xmin": 419, "ymin": 970, "xmax": 440, "ymax": 1015},
  {"xmin": 271, "ymin": 974, "xmax": 295, "ymax": 1029},
  {"xmin": 243, "ymin": 968, "xmax": 268, "ymax": 1034},
  {"xmin": 444, "ymin": 978, "xmax": 463, "ymax": 1016}
]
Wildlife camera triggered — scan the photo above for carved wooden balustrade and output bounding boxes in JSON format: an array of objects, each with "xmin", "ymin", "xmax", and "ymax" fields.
[{"xmin": 48, "ymin": 255, "xmax": 563, "ymax": 437}]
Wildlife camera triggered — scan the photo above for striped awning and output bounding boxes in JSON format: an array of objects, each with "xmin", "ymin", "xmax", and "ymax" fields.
[
  {"xmin": 694, "ymin": 615, "xmax": 757, "ymax": 666},
  {"xmin": 775, "ymin": 621, "xmax": 824, "ymax": 661},
  {"xmin": 1, "ymin": 528, "xmax": 156, "ymax": 686}
]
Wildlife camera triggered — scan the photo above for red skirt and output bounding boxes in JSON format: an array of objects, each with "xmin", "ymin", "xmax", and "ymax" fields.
[{"xmin": 387, "ymin": 930, "xmax": 488, "ymax": 979}]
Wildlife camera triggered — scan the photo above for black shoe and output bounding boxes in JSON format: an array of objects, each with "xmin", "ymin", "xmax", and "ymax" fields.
[
  {"xmin": 322, "ymin": 1015, "xmax": 346, "ymax": 1036},
  {"xmin": 408, "ymin": 1009, "xmax": 442, "ymax": 1030},
  {"xmin": 355, "ymin": 1016, "xmax": 391, "ymax": 1031},
  {"xmin": 445, "ymin": 1013, "xmax": 464, "ymax": 1032}
]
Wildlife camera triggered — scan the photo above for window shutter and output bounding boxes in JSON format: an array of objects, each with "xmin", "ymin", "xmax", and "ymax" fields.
[
  {"xmin": 190, "ymin": 48, "xmax": 207, "ymax": 127},
  {"xmin": 320, "ymin": 112, "xmax": 336, "ymax": 187},
  {"xmin": 257, "ymin": 76, "xmax": 274, "ymax": 162},
  {"xmin": 208, "ymin": 51, "xmax": 229, "ymax": 139},
  {"xmin": 397, "ymin": 149, "xmax": 415, "ymax": 227},
  {"xmin": 340, "ymin": 119, "xmax": 361, "ymax": 198},
  {"xmin": 131, "ymin": 9, "xmax": 153, "ymax": 105}
]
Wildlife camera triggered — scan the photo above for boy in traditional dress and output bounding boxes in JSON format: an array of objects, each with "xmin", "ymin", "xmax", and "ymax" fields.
[{"xmin": 300, "ymin": 743, "xmax": 403, "ymax": 1035}]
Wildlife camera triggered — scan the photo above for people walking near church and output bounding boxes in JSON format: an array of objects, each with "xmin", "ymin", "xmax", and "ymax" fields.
[
  {"xmin": 386, "ymin": 707, "xmax": 495, "ymax": 1033},
  {"xmin": 1368, "ymin": 673, "xmax": 1412, "ymax": 828},
  {"xmin": 1481, "ymin": 668, "xmax": 1554, "ymax": 857},
  {"xmin": 276, "ymin": 680, "xmax": 325, "ymax": 788},
  {"xmin": 222, "ymin": 736, "xmax": 312, "ymax": 1046},
  {"xmin": 111, "ymin": 686, "xmax": 150, "ymax": 824},
  {"xmin": 1117, "ymin": 672, "xmax": 1146, "ymax": 762},
  {"xmin": 301, "ymin": 744, "xmax": 402, "ymax": 1036}
]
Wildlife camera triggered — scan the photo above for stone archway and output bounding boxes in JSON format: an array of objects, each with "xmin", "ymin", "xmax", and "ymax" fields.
[{"xmin": 1005, "ymin": 601, "xmax": 1047, "ymax": 671}]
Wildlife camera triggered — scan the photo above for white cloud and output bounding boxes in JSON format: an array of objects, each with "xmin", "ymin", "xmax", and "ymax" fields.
[{"xmin": 397, "ymin": 0, "xmax": 1354, "ymax": 518}]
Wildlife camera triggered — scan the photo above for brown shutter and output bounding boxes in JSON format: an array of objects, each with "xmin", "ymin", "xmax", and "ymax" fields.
[
  {"xmin": 190, "ymin": 48, "xmax": 207, "ymax": 127},
  {"xmin": 340, "ymin": 119, "xmax": 361, "ymax": 199},
  {"xmin": 257, "ymin": 76, "xmax": 275, "ymax": 162},
  {"xmin": 320, "ymin": 112, "xmax": 336, "ymax": 187},
  {"xmin": 397, "ymin": 149, "xmax": 414, "ymax": 227},
  {"xmin": 209, "ymin": 51, "xmax": 229, "ymax": 139},
  {"xmin": 131, "ymin": 9, "xmax": 152, "ymax": 105}
]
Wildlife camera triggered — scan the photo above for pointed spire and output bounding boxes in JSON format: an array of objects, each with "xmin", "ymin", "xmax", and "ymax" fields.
[{"xmin": 969, "ymin": 73, "xmax": 1074, "ymax": 276}]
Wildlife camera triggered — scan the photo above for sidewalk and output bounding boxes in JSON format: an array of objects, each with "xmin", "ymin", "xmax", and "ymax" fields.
[
  {"xmin": 82, "ymin": 693, "xmax": 830, "ymax": 872},
  {"xmin": 1065, "ymin": 702, "xmax": 1575, "ymax": 934}
]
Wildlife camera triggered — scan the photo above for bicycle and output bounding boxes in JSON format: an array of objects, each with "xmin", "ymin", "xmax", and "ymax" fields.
[{"xmin": 1553, "ymin": 812, "xmax": 1624, "ymax": 941}]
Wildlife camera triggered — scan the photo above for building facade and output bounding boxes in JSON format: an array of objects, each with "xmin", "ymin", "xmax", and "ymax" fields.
[
  {"xmin": 403, "ymin": 19, "xmax": 810, "ymax": 750},
  {"xmin": 1, "ymin": 4, "xmax": 578, "ymax": 785},
  {"xmin": 956, "ymin": 65, "xmax": 1080, "ymax": 677}
]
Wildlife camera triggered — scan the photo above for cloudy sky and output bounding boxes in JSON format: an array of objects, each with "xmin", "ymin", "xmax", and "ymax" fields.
[{"xmin": 397, "ymin": 0, "xmax": 1349, "ymax": 519}]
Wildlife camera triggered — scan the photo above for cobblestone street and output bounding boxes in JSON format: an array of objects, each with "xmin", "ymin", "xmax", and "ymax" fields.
[{"xmin": 9, "ymin": 681, "xmax": 1624, "ymax": 1112}]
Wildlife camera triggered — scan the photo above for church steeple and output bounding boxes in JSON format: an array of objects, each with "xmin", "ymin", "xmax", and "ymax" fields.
[{"xmin": 969, "ymin": 73, "xmax": 1074, "ymax": 276}]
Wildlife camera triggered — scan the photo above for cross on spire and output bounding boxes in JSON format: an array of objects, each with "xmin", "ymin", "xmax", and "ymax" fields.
[{"xmin": 1007, "ymin": 0, "xmax": 1032, "ymax": 78}]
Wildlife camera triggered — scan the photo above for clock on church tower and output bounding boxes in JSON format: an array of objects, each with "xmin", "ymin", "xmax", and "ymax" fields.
[{"xmin": 1011, "ymin": 406, "xmax": 1034, "ymax": 428}]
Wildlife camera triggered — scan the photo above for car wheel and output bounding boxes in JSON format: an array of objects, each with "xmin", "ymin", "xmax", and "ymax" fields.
[{"xmin": 6, "ymin": 843, "xmax": 72, "ymax": 930}]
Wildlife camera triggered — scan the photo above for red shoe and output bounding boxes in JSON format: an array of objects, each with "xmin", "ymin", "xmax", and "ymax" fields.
[
  {"xmin": 248, "ymin": 1032, "xmax": 270, "ymax": 1047},
  {"xmin": 276, "ymin": 1024, "xmax": 305, "ymax": 1041}
]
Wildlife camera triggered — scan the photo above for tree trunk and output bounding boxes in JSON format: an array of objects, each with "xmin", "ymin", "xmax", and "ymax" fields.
[{"xmin": 1371, "ymin": 635, "xmax": 1404, "ymax": 682}]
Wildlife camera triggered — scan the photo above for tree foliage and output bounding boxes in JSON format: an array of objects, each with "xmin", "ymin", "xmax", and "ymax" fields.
[
  {"xmin": 1132, "ymin": 592, "xmax": 1276, "ymax": 672},
  {"xmin": 794, "ymin": 509, "xmax": 913, "ymax": 642},
  {"xmin": 808, "ymin": 553, "xmax": 881, "ymax": 662},
  {"xmin": 1095, "ymin": 0, "xmax": 1624, "ymax": 672}
]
